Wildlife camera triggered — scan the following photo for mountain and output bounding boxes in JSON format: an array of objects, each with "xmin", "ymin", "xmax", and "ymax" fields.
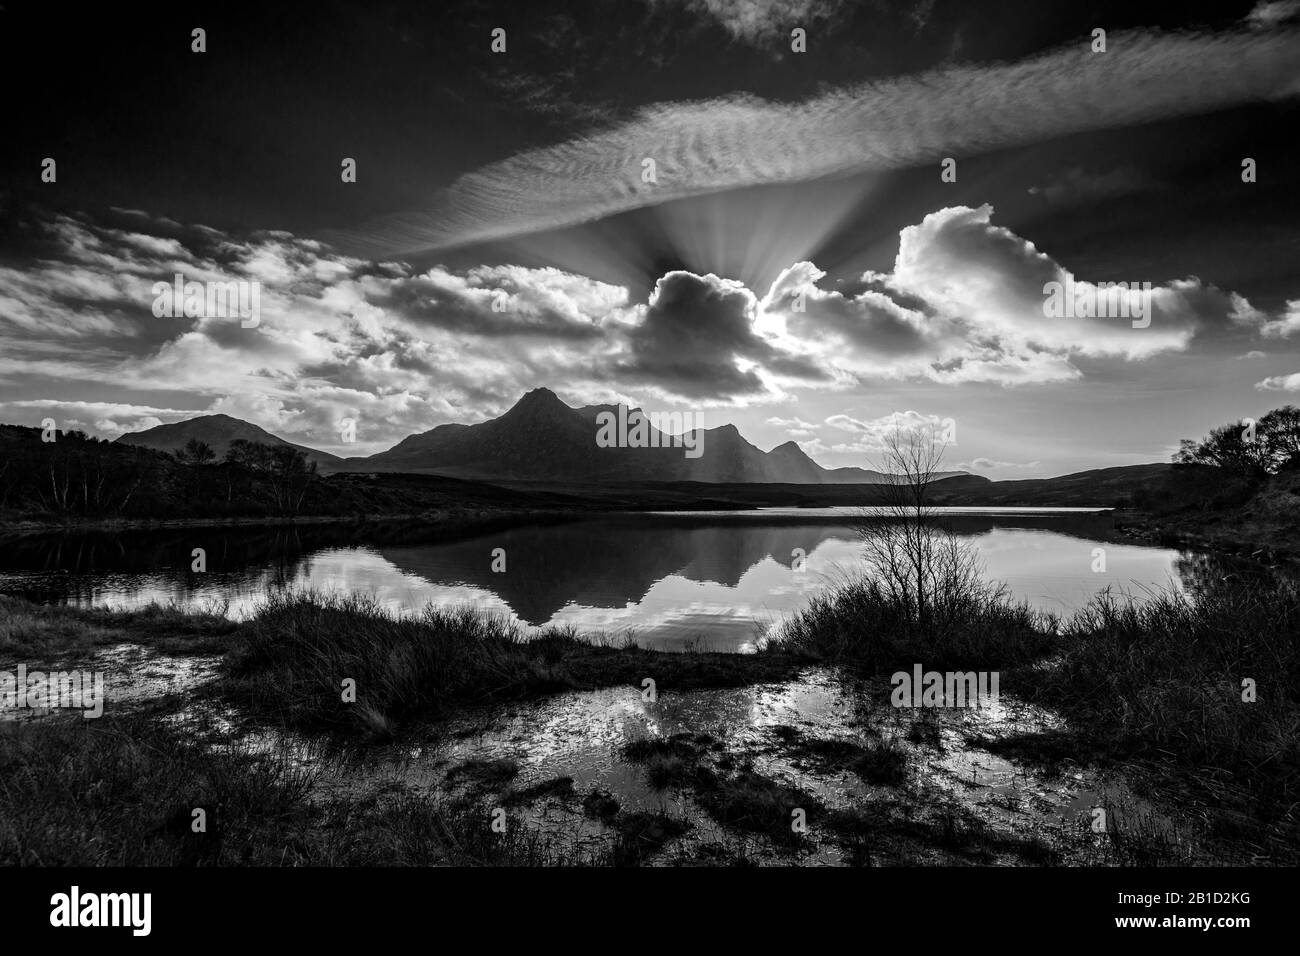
[
  {"xmin": 345, "ymin": 388, "xmax": 967, "ymax": 484},
  {"xmin": 115, "ymin": 414, "xmax": 344, "ymax": 470},
  {"xmin": 112, "ymin": 391, "xmax": 970, "ymax": 485},
  {"xmin": 764, "ymin": 440, "xmax": 829, "ymax": 484}
]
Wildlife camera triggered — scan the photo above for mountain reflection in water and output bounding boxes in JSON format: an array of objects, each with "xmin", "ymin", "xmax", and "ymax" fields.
[{"xmin": 0, "ymin": 510, "xmax": 1251, "ymax": 651}]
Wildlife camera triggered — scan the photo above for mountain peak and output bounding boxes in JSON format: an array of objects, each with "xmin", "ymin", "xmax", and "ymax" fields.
[
  {"xmin": 516, "ymin": 386, "xmax": 563, "ymax": 405},
  {"xmin": 498, "ymin": 387, "xmax": 581, "ymax": 429}
]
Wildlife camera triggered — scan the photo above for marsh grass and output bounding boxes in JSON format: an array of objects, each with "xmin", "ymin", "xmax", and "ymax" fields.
[
  {"xmin": 0, "ymin": 713, "xmax": 310, "ymax": 866},
  {"xmin": 0, "ymin": 594, "xmax": 236, "ymax": 662},
  {"xmin": 0, "ymin": 714, "xmax": 608, "ymax": 866},
  {"xmin": 217, "ymin": 591, "xmax": 810, "ymax": 738},
  {"xmin": 777, "ymin": 576, "xmax": 1053, "ymax": 673},
  {"xmin": 1046, "ymin": 586, "xmax": 1300, "ymax": 775},
  {"xmin": 776, "ymin": 575, "xmax": 1300, "ymax": 858}
]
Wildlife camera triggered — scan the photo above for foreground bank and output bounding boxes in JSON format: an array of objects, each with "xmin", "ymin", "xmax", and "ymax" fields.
[{"xmin": 1, "ymin": 579, "xmax": 1296, "ymax": 865}]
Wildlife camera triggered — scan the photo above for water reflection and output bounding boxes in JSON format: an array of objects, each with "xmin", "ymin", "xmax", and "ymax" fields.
[{"xmin": 0, "ymin": 511, "xmax": 1254, "ymax": 651}]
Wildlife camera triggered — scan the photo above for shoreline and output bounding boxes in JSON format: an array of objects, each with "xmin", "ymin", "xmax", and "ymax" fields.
[
  {"xmin": 3, "ymin": 503, "xmax": 1292, "ymax": 566},
  {"xmin": 3, "ymin": 585, "xmax": 1294, "ymax": 866},
  {"xmin": 1113, "ymin": 510, "xmax": 1296, "ymax": 564},
  {"xmin": 0, "ymin": 498, "xmax": 1115, "ymax": 536},
  {"xmin": 0, "ymin": 506, "xmax": 587, "ymax": 538}
]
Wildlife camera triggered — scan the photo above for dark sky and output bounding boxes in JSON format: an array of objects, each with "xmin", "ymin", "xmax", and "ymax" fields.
[{"xmin": 5, "ymin": 1, "xmax": 1293, "ymax": 269}]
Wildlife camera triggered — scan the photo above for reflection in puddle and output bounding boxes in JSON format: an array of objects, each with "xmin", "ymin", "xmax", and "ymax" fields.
[
  {"xmin": 200, "ymin": 670, "xmax": 1203, "ymax": 866},
  {"xmin": 0, "ymin": 643, "xmax": 220, "ymax": 723},
  {"xmin": 13, "ymin": 645, "xmax": 1212, "ymax": 865}
]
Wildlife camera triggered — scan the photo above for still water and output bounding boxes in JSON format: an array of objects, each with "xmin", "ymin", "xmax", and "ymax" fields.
[{"xmin": 0, "ymin": 508, "xmax": 1232, "ymax": 651}]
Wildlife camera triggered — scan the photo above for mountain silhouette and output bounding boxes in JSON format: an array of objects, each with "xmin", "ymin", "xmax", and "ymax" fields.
[
  {"xmin": 352, "ymin": 388, "xmax": 963, "ymax": 483},
  {"xmin": 115, "ymin": 414, "xmax": 343, "ymax": 470},
  {"xmin": 115, "ymin": 389, "xmax": 967, "ymax": 485}
]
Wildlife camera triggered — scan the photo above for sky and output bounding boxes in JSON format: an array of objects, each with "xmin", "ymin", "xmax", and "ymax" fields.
[{"xmin": 2, "ymin": 0, "xmax": 1299, "ymax": 477}]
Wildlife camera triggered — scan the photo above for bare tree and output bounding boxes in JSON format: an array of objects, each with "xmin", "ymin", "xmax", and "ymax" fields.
[{"xmin": 857, "ymin": 419, "xmax": 981, "ymax": 632}]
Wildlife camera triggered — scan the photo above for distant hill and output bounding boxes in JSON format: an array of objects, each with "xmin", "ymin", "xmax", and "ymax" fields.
[
  {"xmin": 115, "ymin": 414, "xmax": 344, "ymax": 470},
  {"xmin": 929, "ymin": 463, "xmax": 1174, "ymax": 507}
]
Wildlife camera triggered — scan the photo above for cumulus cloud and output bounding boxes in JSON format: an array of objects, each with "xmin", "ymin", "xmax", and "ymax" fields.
[
  {"xmin": 1257, "ymin": 372, "xmax": 1300, "ymax": 391},
  {"xmin": 612, "ymin": 270, "xmax": 827, "ymax": 399},
  {"xmin": 764, "ymin": 261, "xmax": 932, "ymax": 358},
  {"xmin": 766, "ymin": 416, "xmax": 818, "ymax": 438},
  {"xmin": 1255, "ymin": 300, "xmax": 1300, "ymax": 338},
  {"xmin": 336, "ymin": 28, "xmax": 1300, "ymax": 255},
  {"xmin": 756, "ymin": 204, "xmax": 1247, "ymax": 385},
  {"xmin": 819, "ymin": 410, "xmax": 952, "ymax": 455},
  {"xmin": 373, "ymin": 264, "xmax": 625, "ymax": 340}
]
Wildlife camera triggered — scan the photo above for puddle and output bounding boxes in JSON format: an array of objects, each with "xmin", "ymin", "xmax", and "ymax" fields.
[
  {"xmin": 227, "ymin": 669, "xmax": 1208, "ymax": 866},
  {"xmin": 0, "ymin": 643, "xmax": 220, "ymax": 722},
  {"xmin": 5, "ymin": 643, "xmax": 1213, "ymax": 864}
]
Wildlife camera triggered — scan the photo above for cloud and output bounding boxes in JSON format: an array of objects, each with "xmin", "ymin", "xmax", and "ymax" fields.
[
  {"xmin": 664, "ymin": 0, "xmax": 847, "ymax": 46},
  {"xmin": 0, "ymin": 211, "xmax": 830, "ymax": 448},
  {"xmin": 1027, "ymin": 166, "xmax": 1158, "ymax": 206},
  {"xmin": 0, "ymin": 213, "xmax": 643, "ymax": 451},
  {"xmin": 1256, "ymin": 300, "xmax": 1300, "ymax": 338},
  {"xmin": 764, "ymin": 261, "xmax": 932, "ymax": 358},
  {"xmin": 1257, "ymin": 372, "xmax": 1300, "ymax": 391},
  {"xmin": 335, "ymin": 28, "xmax": 1300, "ymax": 255},
  {"xmin": 957, "ymin": 457, "xmax": 1042, "ymax": 471},
  {"xmin": 1247, "ymin": 1, "xmax": 1300, "ymax": 28},
  {"xmin": 612, "ymin": 270, "xmax": 828, "ymax": 399},
  {"xmin": 0, "ymin": 400, "xmax": 196, "ymax": 438},
  {"xmin": 756, "ymin": 205, "xmax": 1239, "ymax": 385},
  {"xmin": 766, "ymin": 415, "xmax": 818, "ymax": 438},
  {"xmin": 821, "ymin": 410, "xmax": 952, "ymax": 454},
  {"xmin": 4, "ymin": 202, "xmax": 1294, "ymax": 451},
  {"xmin": 374, "ymin": 264, "xmax": 625, "ymax": 340}
]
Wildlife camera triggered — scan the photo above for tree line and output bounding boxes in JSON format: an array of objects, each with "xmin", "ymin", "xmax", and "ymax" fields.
[
  {"xmin": 172, "ymin": 437, "xmax": 318, "ymax": 513},
  {"xmin": 0, "ymin": 426, "xmax": 318, "ymax": 518},
  {"xmin": 1174, "ymin": 405, "xmax": 1300, "ymax": 477}
]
